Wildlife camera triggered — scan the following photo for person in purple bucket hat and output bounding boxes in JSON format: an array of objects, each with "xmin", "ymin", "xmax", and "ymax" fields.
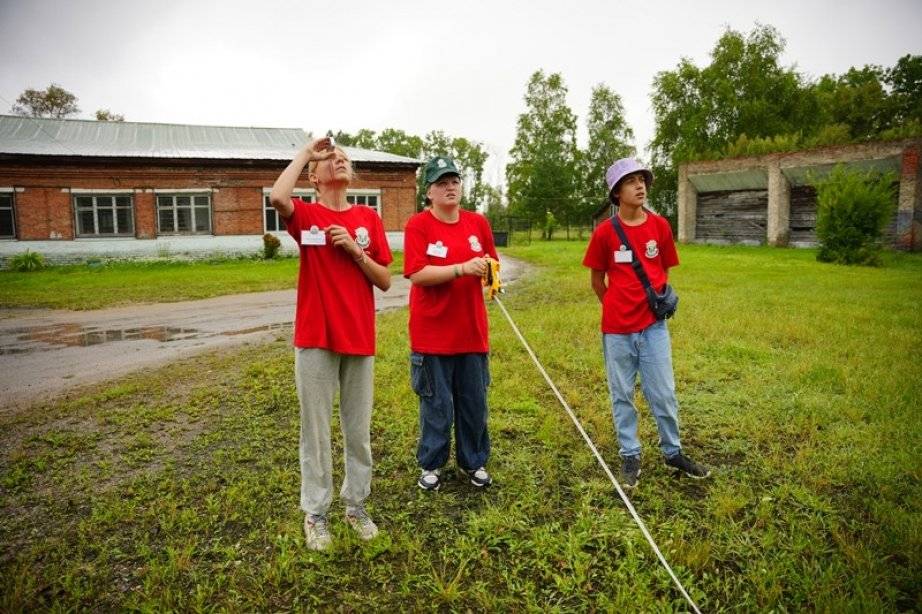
[{"xmin": 582, "ymin": 158, "xmax": 710, "ymax": 489}]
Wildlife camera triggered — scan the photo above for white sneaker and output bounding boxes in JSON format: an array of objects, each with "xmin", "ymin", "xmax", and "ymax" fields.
[
  {"xmin": 464, "ymin": 466, "xmax": 492, "ymax": 488},
  {"xmin": 418, "ymin": 468, "xmax": 442, "ymax": 491},
  {"xmin": 303, "ymin": 514, "xmax": 331, "ymax": 551},
  {"xmin": 345, "ymin": 507, "xmax": 379, "ymax": 540}
]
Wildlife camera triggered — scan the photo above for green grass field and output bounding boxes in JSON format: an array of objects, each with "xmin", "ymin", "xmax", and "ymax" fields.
[{"xmin": 1, "ymin": 243, "xmax": 920, "ymax": 611}]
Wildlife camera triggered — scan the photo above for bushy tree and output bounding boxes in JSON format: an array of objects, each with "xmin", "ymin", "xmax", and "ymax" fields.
[
  {"xmin": 11, "ymin": 83, "xmax": 80, "ymax": 119},
  {"xmin": 885, "ymin": 54, "xmax": 922, "ymax": 125},
  {"xmin": 649, "ymin": 25, "xmax": 819, "ymax": 222},
  {"xmin": 813, "ymin": 66, "xmax": 895, "ymax": 139},
  {"xmin": 376, "ymin": 128, "xmax": 424, "ymax": 159},
  {"xmin": 814, "ymin": 165, "xmax": 897, "ymax": 266},
  {"xmin": 481, "ymin": 184, "xmax": 506, "ymax": 226},
  {"xmin": 95, "ymin": 109, "xmax": 125, "ymax": 121},
  {"xmin": 328, "ymin": 128, "xmax": 491, "ymax": 212},
  {"xmin": 582, "ymin": 84, "xmax": 635, "ymax": 211},
  {"xmin": 506, "ymin": 70, "xmax": 580, "ymax": 236}
]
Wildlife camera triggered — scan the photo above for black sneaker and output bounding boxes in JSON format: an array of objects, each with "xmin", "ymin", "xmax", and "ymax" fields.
[
  {"xmin": 418, "ymin": 469, "xmax": 441, "ymax": 491},
  {"xmin": 621, "ymin": 455, "xmax": 641, "ymax": 489},
  {"xmin": 664, "ymin": 452, "xmax": 711, "ymax": 479},
  {"xmin": 462, "ymin": 466, "xmax": 492, "ymax": 488}
]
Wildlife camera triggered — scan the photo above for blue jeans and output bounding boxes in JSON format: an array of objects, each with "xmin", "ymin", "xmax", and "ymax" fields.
[
  {"xmin": 602, "ymin": 320, "xmax": 682, "ymax": 459},
  {"xmin": 411, "ymin": 352, "xmax": 491, "ymax": 471}
]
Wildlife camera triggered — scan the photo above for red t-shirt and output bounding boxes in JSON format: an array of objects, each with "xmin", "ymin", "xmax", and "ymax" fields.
[
  {"xmin": 582, "ymin": 212, "xmax": 679, "ymax": 334},
  {"xmin": 285, "ymin": 199, "xmax": 393, "ymax": 355},
  {"xmin": 403, "ymin": 209, "xmax": 498, "ymax": 354}
]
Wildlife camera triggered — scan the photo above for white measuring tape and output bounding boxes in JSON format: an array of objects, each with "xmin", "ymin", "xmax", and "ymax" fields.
[{"xmin": 493, "ymin": 296, "xmax": 703, "ymax": 614}]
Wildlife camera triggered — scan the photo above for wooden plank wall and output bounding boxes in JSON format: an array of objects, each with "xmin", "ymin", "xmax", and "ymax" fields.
[
  {"xmin": 790, "ymin": 185, "xmax": 817, "ymax": 244},
  {"xmin": 695, "ymin": 190, "xmax": 767, "ymax": 244},
  {"xmin": 794, "ymin": 182, "xmax": 900, "ymax": 245}
]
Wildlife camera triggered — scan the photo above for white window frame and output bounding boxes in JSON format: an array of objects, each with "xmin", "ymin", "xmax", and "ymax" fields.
[
  {"xmin": 73, "ymin": 193, "xmax": 135, "ymax": 238},
  {"xmin": 262, "ymin": 188, "xmax": 316, "ymax": 233},
  {"xmin": 156, "ymin": 192, "xmax": 213, "ymax": 235},
  {"xmin": 346, "ymin": 189, "xmax": 382, "ymax": 216},
  {"xmin": 0, "ymin": 188, "xmax": 15, "ymax": 240}
]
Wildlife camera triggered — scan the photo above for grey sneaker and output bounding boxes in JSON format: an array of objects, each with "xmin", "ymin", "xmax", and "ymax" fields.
[
  {"xmin": 418, "ymin": 469, "xmax": 441, "ymax": 491},
  {"xmin": 345, "ymin": 506, "xmax": 379, "ymax": 540},
  {"xmin": 303, "ymin": 514, "xmax": 331, "ymax": 551},
  {"xmin": 621, "ymin": 455, "xmax": 641, "ymax": 489},
  {"xmin": 463, "ymin": 466, "xmax": 493, "ymax": 488},
  {"xmin": 664, "ymin": 452, "xmax": 711, "ymax": 479}
]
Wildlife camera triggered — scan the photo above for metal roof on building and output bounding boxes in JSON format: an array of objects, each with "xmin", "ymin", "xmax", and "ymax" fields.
[
  {"xmin": 688, "ymin": 168, "xmax": 768, "ymax": 192},
  {"xmin": 687, "ymin": 156, "xmax": 902, "ymax": 192},
  {"xmin": 0, "ymin": 115, "xmax": 420, "ymax": 165},
  {"xmin": 780, "ymin": 156, "xmax": 901, "ymax": 186}
]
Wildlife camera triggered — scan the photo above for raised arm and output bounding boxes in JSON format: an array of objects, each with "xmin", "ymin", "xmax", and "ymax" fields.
[{"xmin": 269, "ymin": 137, "xmax": 334, "ymax": 220}]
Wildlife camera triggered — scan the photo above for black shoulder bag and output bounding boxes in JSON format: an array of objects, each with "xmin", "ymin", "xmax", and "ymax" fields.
[{"xmin": 610, "ymin": 215, "xmax": 679, "ymax": 320}]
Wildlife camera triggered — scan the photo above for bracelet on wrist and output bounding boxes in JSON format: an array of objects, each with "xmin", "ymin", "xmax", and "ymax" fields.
[
  {"xmin": 454, "ymin": 264, "xmax": 462, "ymax": 278},
  {"xmin": 354, "ymin": 250, "xmax": 367, "ymax": 264}
]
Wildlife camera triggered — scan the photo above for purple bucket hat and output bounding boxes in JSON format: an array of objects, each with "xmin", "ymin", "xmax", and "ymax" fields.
[{"xmin": 605, "ymin": 158, "xmax": 654, "ymax": 198}]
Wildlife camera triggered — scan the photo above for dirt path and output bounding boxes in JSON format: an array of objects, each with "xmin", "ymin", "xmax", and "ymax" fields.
[{"xmin": 0, "ymin": 256, "xmax": 527, "ymax": 412}]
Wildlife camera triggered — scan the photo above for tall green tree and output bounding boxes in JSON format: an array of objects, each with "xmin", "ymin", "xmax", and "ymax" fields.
[
  {"xmin": 481, "ymin": 184, "xmax": 506, "ymax": 226},
  {"xmin": 11, "ymin": 83, "xmax": 80, "ymax": 119},
  {"xmin": 582, "ymin": 84, "xmax": 635, "ymax": 210},
  {"xmin": 649, "ymin": 24, "xmax": 820, "ymax": 221},
  {"xmin": 813, "ymin": 66, "xmax": 891, "ymax": 139},
  {"xmin": 376, "ymin": 128, "xmax": 424, "ymax": 159},
  {"xmin": 506, "ymin": 70, "xmax": 580, "ymax": 235},
  {"xmin": 885, "ymin": 54, "xmax": 922, "ymax": 126}
]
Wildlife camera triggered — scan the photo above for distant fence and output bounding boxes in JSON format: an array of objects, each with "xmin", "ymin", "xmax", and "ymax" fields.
[
  {"xmin": 490, "ymin": 215, "xmax": 597, "ymax": 245},
  {"xmin": 490, "ymin": 216, "xmax": 532, "ymax": 247}
]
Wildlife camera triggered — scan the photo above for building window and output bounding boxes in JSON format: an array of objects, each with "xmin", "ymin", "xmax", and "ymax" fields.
[
  {"xmin": 0, "ymin": 192, "xmax": 14, "ymax": 239},
  {"xmin": 157, "ymin": 194, "xmax": 212, "ymax": 234},
  {"xmin": 347, "ymin": 190, "xmax": 381, "ymax": 215},
  {"xmin": 264, "ymin": 190, "xmax": 315, "ymax": 232},
  {"xmin": 74, "ymin": 194, "xmax": 134, "ymax": 237}
]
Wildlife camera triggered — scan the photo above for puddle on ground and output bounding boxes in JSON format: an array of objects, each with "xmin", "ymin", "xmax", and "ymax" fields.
[{"xmin": 0, "ymin": 322, "xmax": 292, "ymax": 355}]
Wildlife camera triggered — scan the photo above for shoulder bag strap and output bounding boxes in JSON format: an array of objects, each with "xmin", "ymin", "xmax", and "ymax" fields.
[{"xmin": 609, "ymin": 215, "xmax": 654, "ymax": 292}]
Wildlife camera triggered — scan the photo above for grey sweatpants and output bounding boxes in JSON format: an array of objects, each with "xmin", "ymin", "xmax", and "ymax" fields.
[{"xmin": 295, "ymin": 348, "xmax": 374, "ymax": 516}]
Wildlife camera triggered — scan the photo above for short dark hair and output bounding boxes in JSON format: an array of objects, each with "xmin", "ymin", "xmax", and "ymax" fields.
[{"xmin": 608, "ymin": 171, "xmax": 651, "ymax": 204}]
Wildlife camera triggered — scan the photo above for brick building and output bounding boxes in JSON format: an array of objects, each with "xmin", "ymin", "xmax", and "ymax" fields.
[
  {"xmin": 676, "ymin": 139, "xmax": 921, "ymax": 250},
  {"xmin": 0, "ymin": 115, "xmax": 420, "ymax": 262}
]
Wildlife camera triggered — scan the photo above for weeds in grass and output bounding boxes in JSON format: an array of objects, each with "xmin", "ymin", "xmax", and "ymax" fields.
[{"xmin": 0, "ymin": 244, "xmax": 919, "ymax": 610}]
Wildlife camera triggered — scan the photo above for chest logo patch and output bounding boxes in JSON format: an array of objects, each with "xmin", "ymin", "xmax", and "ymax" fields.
[
  {"xmin": 469, "ymin": 235, "xmax": 482, "ymax": 252},
  {"xmin": 355, "ymin": 226, "xmax": 370, "ymax": 249},
  {"xmin": 645, "ymin": 240, "xmax": 659, "ymax": 259}
]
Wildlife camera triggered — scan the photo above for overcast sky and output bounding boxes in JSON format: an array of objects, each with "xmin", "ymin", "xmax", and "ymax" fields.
[{"xmin": 1, "ymin": 0, "xmax": 920, "ymax": 184}]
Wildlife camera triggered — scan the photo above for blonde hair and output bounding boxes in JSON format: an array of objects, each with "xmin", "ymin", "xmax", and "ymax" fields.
[{"xmin": 306, "ymin": 147, "xmax": 356, "ymax": 189}]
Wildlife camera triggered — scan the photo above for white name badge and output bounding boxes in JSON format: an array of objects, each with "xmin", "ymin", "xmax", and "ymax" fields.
[
  {"xmin": 426, "ymin": 241, "xmax": 448, "ymax": 258},
  {"xmin": 614, "ymin": 250, "xmax": 633, "ymax": 263},
  {"xmin": 301, "ymin": 225, "xmax": 326, "ymax": 246}
]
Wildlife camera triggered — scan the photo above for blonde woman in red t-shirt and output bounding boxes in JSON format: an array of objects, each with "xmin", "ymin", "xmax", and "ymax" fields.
[
  {"xmin": 403, "ymin": 156, "xmax": 498, "ymax": 492},
  {"xmin": 269, "ymin": 136, "xmax": 392, "ymax": 550}
]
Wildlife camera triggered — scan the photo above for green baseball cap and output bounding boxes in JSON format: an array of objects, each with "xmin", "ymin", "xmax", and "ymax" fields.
[{"xmin": 422, "ymin": 156, "xmax": 461, "ymax": 185}]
